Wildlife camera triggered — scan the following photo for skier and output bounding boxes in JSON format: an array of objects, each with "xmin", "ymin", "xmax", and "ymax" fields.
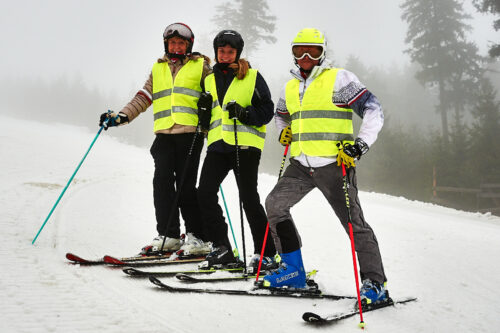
[
  {"xmin": 263, "ymin": 28, "xmax": 388, "ymax": 306},
  {"xmin": 196, "ymin": 30, "xmax": 277, "ymax": 272},
  {"xmin": 98, "ymin": 23, "xmax": 211, "ymax": 255}
]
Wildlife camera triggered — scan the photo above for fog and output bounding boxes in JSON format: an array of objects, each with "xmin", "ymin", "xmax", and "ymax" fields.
[
  {"xmin": 1, "ymin": 0, "xmax": 499, "ymax": 211},
  {"xmin": 1, "ymin": 0, "xmax": 496, "ymax": 95}
]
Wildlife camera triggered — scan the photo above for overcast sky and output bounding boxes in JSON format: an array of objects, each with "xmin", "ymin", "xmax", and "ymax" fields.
[{"xmin": 1, "ymin": 0, "xmax": 497, "ymax": 98}]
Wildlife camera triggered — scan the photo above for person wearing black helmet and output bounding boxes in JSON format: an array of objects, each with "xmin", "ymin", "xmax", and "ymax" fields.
[
  {"xmin": 196, "ymin": 30, "xmax": 277, "ymax": 272},
  {"xmin": 98, "ymin": 23, "xmax": 212, "ymax": 255}
]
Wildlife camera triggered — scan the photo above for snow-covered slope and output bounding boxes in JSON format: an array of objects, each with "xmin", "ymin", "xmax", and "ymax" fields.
[{"xmin": 1, "ymin": 115, "xmax": 499, "ymax": 332}]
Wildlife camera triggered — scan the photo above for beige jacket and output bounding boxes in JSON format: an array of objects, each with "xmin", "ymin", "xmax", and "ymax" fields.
[{"xmin": 120, "ymin": 54, "xmax": 212, "ymax": 134}]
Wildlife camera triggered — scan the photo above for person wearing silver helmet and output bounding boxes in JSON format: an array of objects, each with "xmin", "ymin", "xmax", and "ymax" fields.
[{"xmin": 98, "ymin": 23, "xmax": 211, "ymax": 255}]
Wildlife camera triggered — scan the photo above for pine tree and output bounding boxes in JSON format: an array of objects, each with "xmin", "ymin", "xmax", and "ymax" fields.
[
  {"xmin": 468, "ymin": 78, "xmax": 500, "ymax": 183},
  {"xmin": 401, "ymin": 0, "xmax": 482, "ymax": 143},
  {"xmin": 211, "ymin": 0, "xmax": 276, "ymax": 56},
  {"xmin": 473, "ymin": 0, "xmax": 500, "ymax": 57}
]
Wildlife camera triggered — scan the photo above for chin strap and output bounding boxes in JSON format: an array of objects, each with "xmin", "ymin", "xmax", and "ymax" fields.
[{"xmin": 167, "ymin": 52, "xmax": 188, "ymax": 62}]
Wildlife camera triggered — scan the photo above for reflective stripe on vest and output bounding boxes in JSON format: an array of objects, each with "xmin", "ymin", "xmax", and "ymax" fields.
[
  {"xmin": 151, "ymin": 59, "xmax": 203, "ymax": 131},
  {"xmin": 204, "ymin": 69, "xmax": 266, "ymax": 150},
  {"xmin": 285, "ymin": 68, "xmax": 354, "ymax": 157}
]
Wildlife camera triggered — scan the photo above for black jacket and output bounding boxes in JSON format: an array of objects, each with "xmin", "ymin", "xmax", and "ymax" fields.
[{"xmin": 208, "ymin": 63, "xmax": 274, "ymax": 153}]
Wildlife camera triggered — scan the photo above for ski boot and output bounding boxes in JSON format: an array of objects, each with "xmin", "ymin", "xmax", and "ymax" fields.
[
  {"xmin": 198, "ymin": 245, "xmax": 244, "ymax": 270},
  {"xmin": 360, "ymin": 279, "xmax": 389, "ymax": 309},
  {"xmin": 179, "ymin": 233, "xmax": 211, "ymax": 256},
  {"xmin": 246, "ymin": 254, "xmax": 279, "ymax": 274},
  {"xmin": 262, "ymin": 249, "xmax": 306, "ymax": 289}
]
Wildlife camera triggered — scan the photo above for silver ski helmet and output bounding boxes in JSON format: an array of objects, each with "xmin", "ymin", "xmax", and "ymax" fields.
[{"xmin": 163, "ymin": 22, "xmax": 195, "ymax": 54}]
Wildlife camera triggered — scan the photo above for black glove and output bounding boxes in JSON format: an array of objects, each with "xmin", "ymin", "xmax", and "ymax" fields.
[
  {"xmin": 99, "ymin": 111, "xmax": 129, "ymax": 130},
  {"xmin": 336, "ymin": 138, "xmax": 369, "ymax": 168},
  {"xmin": 197, "ymin": 92, "xmax": 213, "ymax": 131},
  {"xmin": 226, "ymin": 101, "xmax": 249, "ymax": 124}
]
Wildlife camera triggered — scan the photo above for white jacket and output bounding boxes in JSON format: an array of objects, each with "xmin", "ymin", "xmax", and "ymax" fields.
[{"xmin": 275, "ymin": 60, "xmax": 384, "ymax": 168}]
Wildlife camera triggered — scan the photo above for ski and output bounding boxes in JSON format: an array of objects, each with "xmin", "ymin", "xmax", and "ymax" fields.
[
  {"xmin": 174, "ymin": 269, "xmax": 318, "ymax": 283},
  {"xmin": 123, "ymin": 265, "xmax": 245, "ymax": 277},
  {"xmin": 149, "ymin": 276, "xmax": 356, "ymax": 300},
  {"xmin": 65, "ymin": 251, "xmax": 174, "ymax": 265},
  {"xmin": 175, "ymin": 272, "xmax": 257, "ymax": 283},
  {"xmin": 65, "ymin": 253, "xmax": 106, "ymax": 265},
  {"xmin": 302, "ymin": 297, "xmax": 417, "ymax": 324},
  {"xmin": 104, "ymin": 254, "xmax": 205, "ymax": 267}
]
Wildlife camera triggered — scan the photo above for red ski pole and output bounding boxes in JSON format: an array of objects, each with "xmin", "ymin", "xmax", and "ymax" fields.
[
  {"xmin": 255, "ymin": 144, "xmax": 289, "ymax": 281},
  {"xmin": 341, "ymin": 161, "xmax": 365, "ymax": 329}
]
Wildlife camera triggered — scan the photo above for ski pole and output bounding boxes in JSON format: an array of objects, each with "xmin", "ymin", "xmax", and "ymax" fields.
[
  {"xmin": 255, "ymin": 144, "xmax": 289, "ymax": 281},
  {"xmin": 32, "ymin": 111, "xmax": 112, "ymax": 245},
  {"xmin": 230, "ymin": 103, "xmax": 247, "ymax": 269},
  {"xmin": 340, "ymin": 159, "xmax": 365, "ymax": 329},
  {"xmin": 159, "ymin": 125, "xmax": 201, "ymax": 252},
  {"xmin": 220, "ymin": 185, "xmax": 240, "ymax": 258}
]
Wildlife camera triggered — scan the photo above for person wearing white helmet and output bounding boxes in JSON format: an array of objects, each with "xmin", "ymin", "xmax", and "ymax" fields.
[
  {"xmin": 98, "ymin": 23, "xmax": 212, "ymax": 255},
  {"xmin": 264, "ymin": 28, "xmax": 388, "ymax": 307}
]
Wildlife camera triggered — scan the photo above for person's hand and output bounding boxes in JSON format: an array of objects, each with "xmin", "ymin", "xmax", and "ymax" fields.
[
  {"xmin": 336, "ymin": 138, "xmax": 369, "ymax": 168},
  {"xmin": 279, "ymin": 126, "xmax": 292, "ymax": 146},
  {"xmin": 197, "ymin": 92, "xmax": 213, "ymax": 131},
  {"xmin": 99, "ymin": 111, "xmax": 129, "ymax": 130},
  {"xmin": 227, "ymin": 101, "xmax": 249, "ymax": 124}
]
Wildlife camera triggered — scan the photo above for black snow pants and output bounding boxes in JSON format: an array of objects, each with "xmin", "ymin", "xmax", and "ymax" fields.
[{"xmin": 150, "ymin": 132, "xmax": 204, "ymax": 240}]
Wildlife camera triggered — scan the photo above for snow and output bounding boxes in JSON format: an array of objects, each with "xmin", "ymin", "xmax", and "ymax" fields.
[{"xmin": 1, "ymin": 114, "xmax": 499, "ymax": 332}]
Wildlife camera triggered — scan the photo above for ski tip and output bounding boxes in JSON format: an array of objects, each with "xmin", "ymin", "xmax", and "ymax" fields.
[
  {"xmin": 175, "ymin": 273, "xmax": 196, "ymax": 282},
  {"xmin": 302, "ymin": 312, "xmax": 325, "ymax": 323},
  {"xmin": 66, "ymin": 253, "xmax": 84, "ymax": 262},
  {"xmin": 103, "ymin": 255, "xmax": 126, "ymax": 265},
  {"xmin": 149, "ymin": 276, "xmax": 163, "ymax": 286},
  {"xmin": 122, "ymin": 267, "xmax": 142, "ymax": 276}
]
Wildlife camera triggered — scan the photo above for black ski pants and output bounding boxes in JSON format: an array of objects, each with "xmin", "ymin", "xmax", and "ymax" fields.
[
  {"xmin": 150, "ymin": 132, "xmax": 204, "ymax": 239},
  {"xmin": 265, "ymin": 158, "xmax": 387, "ymax": 284},
  {"xmin": 197, "ymin": 150, "xmax": 276, "ymax": 257}
]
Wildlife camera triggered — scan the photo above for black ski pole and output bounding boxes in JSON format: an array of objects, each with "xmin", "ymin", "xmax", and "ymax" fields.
[
  {"xmin": 158, "ymin": 124, "xmax": 201, "ymax": 253},
  {"xmin": 229, "ymin": 101, "xmax": 247, "ymax": 269}
]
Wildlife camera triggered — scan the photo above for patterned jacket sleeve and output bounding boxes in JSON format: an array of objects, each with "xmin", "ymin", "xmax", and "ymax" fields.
[
  {"xmin": 333, "ymin": 69, "xmax": 384, "ymax": 147},
  {"xmin": 274, "ymin": 84, "xmax": 291, "ymax": 132}
]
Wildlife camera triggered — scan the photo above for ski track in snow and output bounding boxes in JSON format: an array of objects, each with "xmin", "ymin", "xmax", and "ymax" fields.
[{"xmin": 1, "ymin": 115, "xmax": 499, "ymax": 332}]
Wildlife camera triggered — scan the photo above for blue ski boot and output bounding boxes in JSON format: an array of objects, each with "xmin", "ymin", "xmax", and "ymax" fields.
[
  {"xmin": 262, "ymin": 249, "xmax": 306, "ymax": 288},
  {"xmin": 360, "ymin": 279, "xmax": 389, "ymax": 307}
]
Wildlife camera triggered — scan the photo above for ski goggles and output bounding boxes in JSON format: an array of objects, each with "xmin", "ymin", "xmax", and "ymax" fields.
[
  {"xmin": 292, "ymin": 45, "xmax": 324, "ymax": 60},
  {"xmin": 163, "ymin": 23, "xmax": 194, "ymax": 42}
]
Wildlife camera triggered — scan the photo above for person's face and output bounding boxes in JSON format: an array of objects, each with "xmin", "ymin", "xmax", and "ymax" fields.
[
  {"xmin": 217, "ymin": 45, "xmax": 237, "ymax": 63},
  {"xmin": 293, "ymin": 45, "xmax": 322, "ymax": 71},
  {"xmin": 168, "ymin": 37, "xmax": 188, "ymax": 54}
]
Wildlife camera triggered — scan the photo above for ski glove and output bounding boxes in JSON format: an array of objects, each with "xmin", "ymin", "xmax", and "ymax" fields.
[
  {"xmin": 99, "ymin": 111, "xmax": 129, "ymax": 130},
  {"xmin": 227, "ymin": 101, "xmax": 249, "ymax": 124},
  {"xmin": 336, "ymin": 138, "xmax": 369, "ymax": 168},
  {"xmin": 197, "ymin": 92, "xmax": 213, "ymax": 132},
  {"xmin": 279, "ymin": 126, "xmax": 292, "ymax": 146}
]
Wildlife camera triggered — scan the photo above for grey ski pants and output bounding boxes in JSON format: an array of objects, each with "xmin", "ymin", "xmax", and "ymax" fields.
[{"xmin": 265, "ymin": 158, "xmax": 387, "ymax": 283}]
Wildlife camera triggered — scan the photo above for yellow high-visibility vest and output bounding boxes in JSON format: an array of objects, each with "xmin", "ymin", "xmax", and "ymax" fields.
[
  {"xmin": 151, "ymin": 58, "xmax": 203, "ymax": 131},
  {"xmin": 204, "ymin": 69, "xmax": 266, "ymax": 150},
  {"xmin": 285, "ymin": 68, "xmax": 354, "ymax": 157}
]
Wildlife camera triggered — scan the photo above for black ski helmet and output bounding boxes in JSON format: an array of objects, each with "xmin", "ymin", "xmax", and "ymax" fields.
[
  {"xmin": 163, "ymin": 22, "xmax": 195, "ymax": 54},
  {"xmin": 213, "ymin": 30, "xmax": 244, "ymax": 63}
]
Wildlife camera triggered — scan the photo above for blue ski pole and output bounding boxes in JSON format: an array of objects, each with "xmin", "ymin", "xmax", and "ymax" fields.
[
  {"xmin": 32, "ymin": 111, "xmax": 112, "ymax": 245},
  {"xmin": 219, "ymin": 185, "xmax": 240, "ymax": 258}
]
